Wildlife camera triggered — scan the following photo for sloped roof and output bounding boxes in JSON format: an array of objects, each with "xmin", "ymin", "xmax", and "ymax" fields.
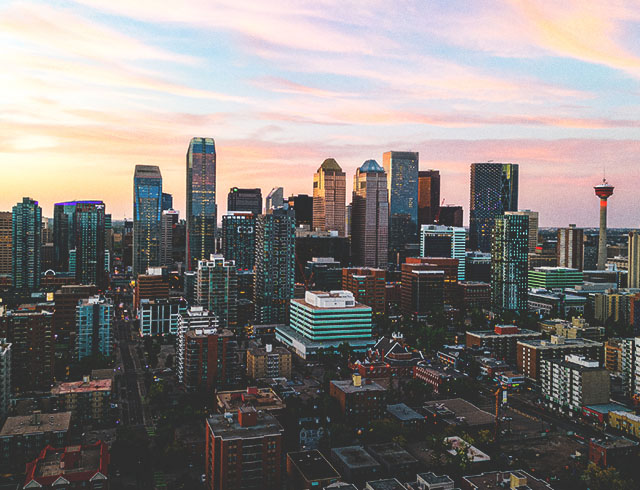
[
  {"xmin": 359, "ymin": 159, "xmax": 384, "ymax": 173},
  {"xmin": 319, "ymin": 158, "xmax": 342, "ymax": 172}
]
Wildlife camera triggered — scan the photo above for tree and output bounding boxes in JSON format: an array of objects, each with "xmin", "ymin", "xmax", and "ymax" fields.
[{"xmin": 581, "ymin": 463, "xmax": 633, "ymax": 490}]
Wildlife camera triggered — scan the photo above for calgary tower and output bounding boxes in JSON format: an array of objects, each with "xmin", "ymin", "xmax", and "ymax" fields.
[{"xmin": 594, "ymin": 178, "xmax": 614, "ymax": 270}]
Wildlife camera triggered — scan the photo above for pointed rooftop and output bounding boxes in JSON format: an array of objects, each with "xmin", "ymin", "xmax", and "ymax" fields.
[
  {"xmin": 359, "ymin": 159, "xmax": 384, "ymax": 173},
  {"xmin": 319, "ymin": 158, "xmax": 342, "ymax": 172}
]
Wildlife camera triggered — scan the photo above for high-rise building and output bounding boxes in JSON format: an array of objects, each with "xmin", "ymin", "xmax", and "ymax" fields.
[
  {"xmin": 0, "ymin": 339, "xmax": 11, "ymax": 420},
  {"xmin": 196, "ymin": 255, "xmax": 238, "ymax": 330},
  {"xmin": 76, "ymin": 296, "xmax": 112, "ymax": 360},
  {"xmin": 53, "ymin": 285, "xmax": 98, "ymax": 342},
  {"xmin": 418, "ymin": 170, "xmax": 440, "ymax": 227},
  {"xmin": 469, "ymin": 163, "xmax": 519, "ymax": 252},
  {"xmin": 227, "ymin": 187, "xmax": 262, "ymax": 216},
  {"xmin": 420, "ymin": 225, "xmax": 466, "ymax": 280},
  {"xmin": 187, "ymin": 137, "xmax": 217, "ymax": 270},
  {"xmin": 341, "ymin": 267, "xmax": 386, "ymax": 315},
  {"xmin": 289, "ymin": 194, "xmax": 314, "ymax": 227},
  {"xmin": 176, "ymin": 305, "xmax": 219, "ymax": 386},
  {"xmin": 304, "ymin": 257, "xmax": 343, "ymax": 291},
  {"xmin": 629, "ymin": 232, "xmax": 640, "ymax": 289},
  {"xmin": 594, "ymin": 179, "xmax": 614, "ymax": 271},
  {"xmin": 351, "ymin": 160, "xmax": 388, "ymax": 268},
  {"xmin": 161, "ymin": 192, "xmax": 173, "ymax": 211},
  {"xmin": 138, "ymin": 297, "xmax": 187, "ymax": 336},
  {"xmin": 205, "ymin": 408, "xmax": 283, "ymax": 490},
  {"xmin": 53, "ymin": 201, "xmax": 107, "ymax": 287},
  {"xmin": 383, "ymin": 151, "xmax": 419, "ymax": 266},
  {"xmin": 295, "ymin": 228, "xmax": 350, "ymax": 282},
  {"xmin": 0, "ymin": 212, "xmax": 11, "ymax": 279},
  {"xmin": 254, "ymin": 207, "xmax": 295, "ymax": 324},
  {"xmin": 491, "ymin": 212, "xmax": 529, "ymax": 314},
  {"xmin": 134, "ymin": 268, "xmax": 169, "ymax": 310},
  {"xmin": 557, "ymin": 224, "xmax": 584, "ymax": 270},
  {"xmin": 0, "ymin": 310, "xmax": 53, "ymax": 392},
  {"xmin": 133, "ymin": 165, "xmax": 162, "ymax": 276},
  {"xmin": 400, "ymin": 258, "xmax": 445, "ymax": 320},
  {"xmin": 160, "ymin": 209, "xmax": 179, "ymax": 267},
  {"xmin": 265, "ymin": 187, "xmax": 284, "ymax": 212},
  {"xmin": 276, "ymin": 291, "xmax": 374, "ymax": 359},
  {"xmin": 509, "ymin": 210, "xmax": 538, "ymax": 253},
  {"xmin": 438, "ymin": 205, "xmax": 463, "ymax": 227},
  {"xmin": 222, "ymin": 211, "xmax": 256, "ymax": 271},
  {"xmin": 313, "ymin": 158, "xmax": 346, "ymax": 236},
  {"xmin": 12, "ymin": 197, "xmax": 42, "ymax": 290}
]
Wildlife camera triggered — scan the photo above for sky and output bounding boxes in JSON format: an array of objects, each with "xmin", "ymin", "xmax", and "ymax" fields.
[{"xmin": 1, "ymin": 0, "xmax": 640, "ymax": 227}]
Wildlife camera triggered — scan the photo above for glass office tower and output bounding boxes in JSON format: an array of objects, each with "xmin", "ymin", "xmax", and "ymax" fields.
[{"xmin": 133, "ymin": 165, "xmax": 162, "ymax": 276}]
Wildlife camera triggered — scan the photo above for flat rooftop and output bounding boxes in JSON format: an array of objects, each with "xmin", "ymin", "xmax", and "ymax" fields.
[
  {"xmin": 52, "ymin": 378, "xmax": 112, "ymax": 395},
  {"xmin": 287, "ymin": 450, "xmax": 341, "ymax": 481},
  {"xmin": 216, "ymin": 388, "xmax": 285, "ymax": 412},
  {"xmin": 467, "ymin": 328, "xmax": 540, "ymax": 338},
  {"xmin": 31, "ymin": 443, "xmax": 104, "ymax": 478},
  {"xmin": 332, "ymin": 446, "xmax": 380, "ymax": 469},
  {"xmin": 423, "ymin": 398, "xmax": 495, "ymax": 427},
  {"xmin": 206, "ymin": 411, "xmax": 283, "ymax": 441},
  {"xmin": 386, "ymin": 403, "xmax": 424, "ymax": 422},
  {"xmin": 462, "ymin": 470, "xmax": 554, "ymax": 489},
  {"xmin": 367, "ymin": 443, "xmax": 417, "ymax": 467},
  {"xmin": 591, "ymin": 435, "xmax": 639, "ymax": 449},
  {"xmin": 417, "ymin": 472, "xmax": 454, "ymax": 485},
  {"xmin": 1, "ymin": 412, "xmax": 72, "ymax": 437},
  {"xmin": 331, "ymin": 379, "xmax": 386, "ymax": 394},
  {"xmin": 519, "ymin": 337, "xmax": 602, "ymax": 349},
  {"xmin": 366, "ymin": 479, "xmax": 407, "ymax": 490}
]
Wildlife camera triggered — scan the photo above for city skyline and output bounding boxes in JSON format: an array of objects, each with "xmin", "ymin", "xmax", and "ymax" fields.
[{"xmin": 1, "ymin": 1, "xmax": 640, "ymax": 227}]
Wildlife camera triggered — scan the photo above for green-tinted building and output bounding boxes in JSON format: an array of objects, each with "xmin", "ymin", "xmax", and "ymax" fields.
[
  {"xmin": 221, "ymin": 211, "xmax": 256, "ymax": 271},
  {"xmin": 196, "ymin": 255, "xmax": 238, "ymax": 330},
  {"xmin": 528, "ymin": 267, "xmax": 583, "ymax": 289},
  {"xmin": 12, "ymin": 197, "xmax": 42, "ymax": 291},
  {"xmin": 276, "ymin": 290, "xmax": 374, "ymax": 359}
]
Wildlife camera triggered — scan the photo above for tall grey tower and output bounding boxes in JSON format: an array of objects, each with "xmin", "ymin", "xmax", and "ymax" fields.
[{"xmin": 594, "ymin": 179, "xmax": 614, "ymax": 271}]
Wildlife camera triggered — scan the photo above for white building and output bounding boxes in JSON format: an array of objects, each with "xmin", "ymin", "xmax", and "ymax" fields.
[
  {"xmin": 176, "ymin": 306, "xmax": 219, "ymax": 384},
  {"xmin": 420, "ymin": 225, "xmax": 466, "ymax": 280}
]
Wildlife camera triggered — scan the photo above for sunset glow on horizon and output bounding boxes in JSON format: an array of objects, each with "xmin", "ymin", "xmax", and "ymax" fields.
[{"xmin": 2, "ymin": 0, "xmax": 640, "ymax": 227}]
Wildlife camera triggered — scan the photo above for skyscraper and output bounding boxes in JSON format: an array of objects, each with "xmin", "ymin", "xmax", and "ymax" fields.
[
  {"xmin": 186, "ymin": 137, "xmax": 217, "ymax": 271},
  {"xmin": 53, "ymin": 201, "xmax": 107, "ymax": 287},
  {"xmin": 265, "ymin": 187, "xmax": 284, "ymax": 212},
  {"xmin": 221, "ymin": 211, "xmax": 256, "ymax": 271},
  {"xmin": 469, "ymin": 163, "xmax": 519, "ymax": 252},
  {"xmin": 227, "ymin": 187, "xmax": 262, "ymax": 215},
  {"xmin": 0, "ymin": 212, "xmax": 12, "ymax": 279},
  {"xmin": 288, "ymin": 194, "xmax": 313, "ymax": 227},
  {"xmin": 312, "ymin": 158, "xmax": 346, "ymax": 236},
  {"xmin": 74, "ymin": 201, "xmax": 107, "ymax": 287},
  {"xmin": 383, "ymin": 151, "xmax": 419, "ymax": 266},
  {"xmin": 254, "ymin": 207, "xmax": 295, "ymax": 324},
  {"xmin": 420, "ymin": 224, "xmax": 467, "ymax": 280},
  {"xmin": 628, "ymin": 232, "xmax": 640, "ymax": 289},
  {"xmin": 160, "ymin": 209, "xmax": 179, "ymax": 267},
  {"xmin": 133, "ymin": 165, "xmax": 162, "ymax": 276},
  {"xmin": 594, "ymin": 179, "xmax": 614, "ymax": 271},
  {"xmin": 418, "ymin": 170, "xmax": 440, "ymax": 226},
  {"xmin": 438, "ymin": 205, "xmax": 463, "ymax": 227},
  {"xmin": 76, "ymin": 295, "xmax": 112, "ymax": 360},
  {"xmin": 557, "ymin": 225, "xmax": 584, "ymax": 270},
  {"xmin": 509, "ymin": 210, "xmax": 539, "ymax": 253},
  {"xmin": 351, "ymin": 160, "xmax": 388, "ymax": 268},
  {"xmin": 196, "ymin": 255, "xmax": 238, "ymax": 330},
  {"xmin": 12, "ymin": 197, "xmax": 41, "ymax": 290},
  {"xmin": 491, "ymin": 212, "xmax": 529, "ymax": 314},
  {"xmin": 161, "ymin": 192, "xmax": 173, "ymax": 212}
]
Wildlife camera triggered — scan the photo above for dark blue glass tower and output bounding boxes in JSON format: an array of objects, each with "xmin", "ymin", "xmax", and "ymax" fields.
[
  {"xmin": 186, "ymin": 137, "xmax": 216, "ymax": 270},
  {"xmin": 133, "ymin": 165, "xmax": 162, "ymax": 276},
  {"xmin": 383, "ymin": 151, "xmax": 419, "ymax": 267},
  {"xmin": 469, "ymin": 162, "xmax": 519, "ymax": 252}
]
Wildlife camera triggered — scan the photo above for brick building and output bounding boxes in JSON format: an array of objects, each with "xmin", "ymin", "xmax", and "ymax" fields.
[
  {"xmin": 465, "ymin": 325, "xmax": 541, "ymax": 364},
  {"xmin": 342, "ymin": 268, "xmax": 386, "ymax": 315},
  {"xmin": 329, "ymin": 375, "xmax": 386, "ymax": 427}
]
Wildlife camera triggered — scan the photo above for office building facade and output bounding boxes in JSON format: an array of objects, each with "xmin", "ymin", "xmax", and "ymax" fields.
[
  {"xmin": 557, "ymin": 224, "xmax": 584, "ymax": 270},
  {"xmin": 12, "ymin": 197, "xmax": 41, "ymax": 290},
  {"xmin": 196, "ymin": 255, "xmax": 238, "ymax": 330},
  {"xmin": 133, "ymin": 165, "xmax": 162, "ymax": 276},
  {"xmin": 420, "ymin": 225, "xmax": 466, "ymax": 280},
  {"xmin": 227, "ymin": 187, "xmax": 262, "ymax": 215},
  {"xmin": 469, "ymin": 162, "xmax": 519, "ymax": 252},
  {"xmin": 0, "ymin": 212, "xmax": 12, "ymax": 278},
  {"xmin": 351, "ymin": 160, "xmax": 388, "ymax": 268},
  {"xmin": 187, "ymin": 137, "xmax": 217, "ymax": 270},
  {"xmin": 491, "ymin": 212, "xmax": 529, "ymax": 314},
  {"xmin": 221, "ymin": 211, "xmax": 256, "ymax": 271},
  {"xmin": 254, "ymin": 207, "xmax": 296, "ymax": 324},
  {"xmin": 418, "ymin": 170, "xmax": 440, "ymax": 227},
  {"xmin": 289, "ymin": 194, "xmax": 313, "ymax": 227},
  {"xmin": 160, "ymin": 209, "xmax": 179, "ymax": 267},
  {"xmin": 383, "ymin": 151, "xmax": 419, "ymax": 266},
  {"xmin": 629, "ymin": 231, "xmax": 640, "ymax": 289},
  {"xmin": 76, "ymin": 296, "xmax": 112, "ymax": 360},
  {"xmin": 313, "ymin": 158, "xmax": 346, "ymax": 236}
]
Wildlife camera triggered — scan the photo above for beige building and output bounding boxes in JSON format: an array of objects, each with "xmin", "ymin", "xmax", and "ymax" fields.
[
  {"xmin": 313, "ymin": 158, "xmax": 346, "ymax": 236},
  {"xmin": 629, "ymin": 231, "xmax": 640, "ymax": 289},
  {"xmin": 246, "ymin": 344, "xmax": 292, "ymax": 379},
  {"xmin": 0, "ymin": 212, "xmax": 11, "ymax": 277}
]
